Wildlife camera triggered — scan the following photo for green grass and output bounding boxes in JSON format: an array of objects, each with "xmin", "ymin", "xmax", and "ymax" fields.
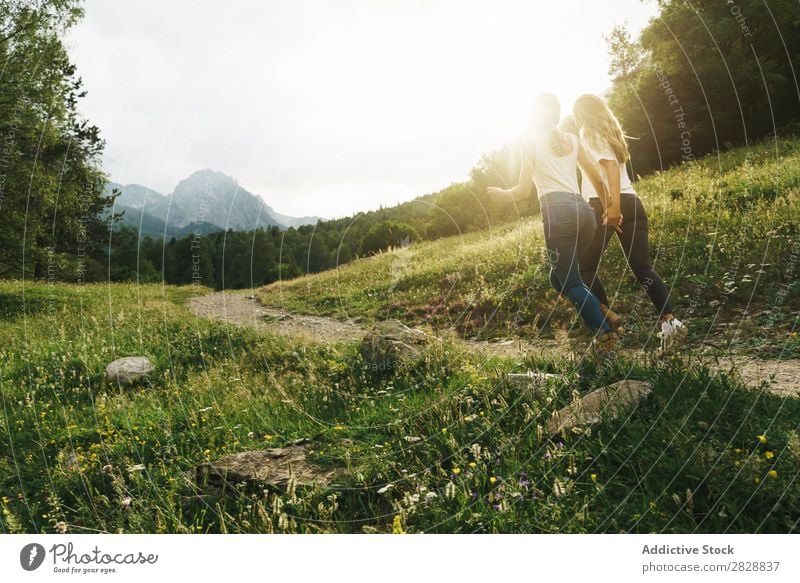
[
  {"xmin": 1, "ymin": 281, "xmax": 798, "ymax": 533},
  {"xmin": 258, "ymin": 137, "xmax": 800, "ymax": 355}
]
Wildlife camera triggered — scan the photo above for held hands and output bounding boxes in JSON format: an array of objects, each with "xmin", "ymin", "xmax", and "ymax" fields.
[{"xmin": 603, "ymin": 208, "xmax": 624, "ymax": 234}]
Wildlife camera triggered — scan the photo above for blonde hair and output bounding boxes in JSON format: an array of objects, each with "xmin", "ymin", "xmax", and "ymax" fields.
[{"xmin": 572, "ymin": 94, "xmax": 631, "ymax": 163}]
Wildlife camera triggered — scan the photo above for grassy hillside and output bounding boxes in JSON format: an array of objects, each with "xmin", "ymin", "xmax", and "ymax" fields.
[
  {"xmin": 0, "ymin": 281, "xmax": 799, "ymax": 534},
  {"xmin": 258, "ymin": 138, "xmax": 800, "ymax": 356}
]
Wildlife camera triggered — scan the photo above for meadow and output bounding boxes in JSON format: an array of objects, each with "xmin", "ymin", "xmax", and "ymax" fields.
[
  {"xmin": 1, "ymin": 139, "xmax": 800, "ymax": 534},
  {"xmin": 259, "ymin": 138, "xmax": 800, "ymax": 357}
]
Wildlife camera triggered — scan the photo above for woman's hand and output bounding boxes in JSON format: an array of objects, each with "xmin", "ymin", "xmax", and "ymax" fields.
[{"xmin": 603, "ymin": 208, "xmax": 624, "ymax": 234}]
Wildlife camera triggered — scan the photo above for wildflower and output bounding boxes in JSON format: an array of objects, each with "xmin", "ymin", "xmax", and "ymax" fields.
[
  {"xmin": 333, "ymin": 426, "xmax": 345, "ymax": 431},
  {"xmin": 377, "ymin": 484, "xmax": 393, "ymax": 494},
  {"xmin": 425, "ymin": 492, "xmax": 438, "ymax": 500},
  {"xmin": 734, "ymin": 461, "xmax": 741, "ymax": 467},
  {"xmin": 753, "ymin": 477, "xmax": 761, "ymax": 485},
  {"xmin": 768, "ymin": 470, "xmax": 778, "ymax": 479},
  {"xmin": 441, "ymin": 428, "xmax": 447, "ymax": 434},
  {"xmin": 757, "ymin": 434, "xmax": 768, "ymax": 444},
  {"xmin": 468, "ymin": 462, "xmax": 477, "ymax": 468},
  {"xmin": 590, "ymin": 474, "xmax": 597, "ymax": 482},
  {"xmin": 734, "ymin": 448, "xmax": 742, "ymax": 454},
  {"xmin": 55, "ymin": 521, "xmax": 68, "ymax": 534},
  {"xmin": 489, "ymin": 477, "xmax": 497, "ymax": 484},
  {"xmin": 452, "ymin": 467, "xmax": 461, "ymax": 475},
  {"xmin": 479, "ymin": 411, "xmax": 485, "ymax": 417},
  {"xmin": 445, "ymin": 481, "xmax": 456, "ymax": 499},
  {"xmin": 765, "ymin": 451, "xmax": 774, "ymax": 460},
  {"xmin": 403, "ymin": 436, "xmax": 421, "ymax": 443}
]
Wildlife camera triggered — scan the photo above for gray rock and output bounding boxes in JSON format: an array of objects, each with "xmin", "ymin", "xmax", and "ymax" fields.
[
  {"xmin": 359, "ymin": 319, "xmax": 429, "ymax": 372},
  {"xmin": 105, "ymin": 356, "xmax": 155, "ymax": 386},
  {"xmin": 546, "ymin": 379, "xmax": 652, "ymax": 436},
  {"xmin": 196, "ymin": 446, "xmax": 340, "ymax": 489}
]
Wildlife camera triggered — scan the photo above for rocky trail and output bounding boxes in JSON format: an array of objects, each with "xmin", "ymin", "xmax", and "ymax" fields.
[{"xmin": 188, "ymin": 291, "xmax": 799, "ymax": 398}]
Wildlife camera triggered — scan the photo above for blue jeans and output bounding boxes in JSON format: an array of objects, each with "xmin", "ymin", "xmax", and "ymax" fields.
[{"xmin": 541, "ymin": 191, "xmax": 610, "ymax": 333}]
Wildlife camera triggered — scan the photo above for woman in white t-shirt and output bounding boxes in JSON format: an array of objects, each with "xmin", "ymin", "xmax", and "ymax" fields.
[
  {"xmin": 488, "ymin": 93, "xmax": 618, "ymax": 354},
  {"xmin": 571, "ymin": 94, "xmax": 686, "ymax": 352}
]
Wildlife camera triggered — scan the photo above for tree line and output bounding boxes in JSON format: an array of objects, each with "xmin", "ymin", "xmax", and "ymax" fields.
[{"xmin": 606, "ymin": 0, "xmax": 800, "ymax": 174}]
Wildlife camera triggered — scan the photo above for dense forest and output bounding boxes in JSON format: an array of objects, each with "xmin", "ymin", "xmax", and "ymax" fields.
[
  {"xmin": 607, "ymin": 0, "xmax": 800, "ymax": 174},
  {"xmin": 2, "ymin": 0, "xmax": 799, "ymax": 289}
]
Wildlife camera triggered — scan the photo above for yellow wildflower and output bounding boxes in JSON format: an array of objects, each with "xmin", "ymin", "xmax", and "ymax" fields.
[
  {"xmin": 753, "ymin": 477, "xmax": 761, "ymax": 485},
  {"xmin": 468, "ymin": 462, "xmax": 477, "ymax": 468},
  {"xmin": 765, "ymin": 451, "xmax": 774, "ymax": 459},
  {"xmin": 757, "ymin": 434, "xmax": 768, "ymax": 444},
  {"xmin": 489, "ymin": 477, "xmax": 497, "ymax": 484},
  {"xmin": 392, "ymin": 515, "xmax": 405, "ymax": 534},
  {"xmin": 441, "ymin": 428, "xmax": 447, "ymax": 434},
  {"xmin": 590, "ymin": 474, "xmax": 597, "ymax": 482},
  {"xmin": 768, "ymin": 470, "xmax": 778, "ymax": 479},
  {"xmin": 452, "ymin": 467, "xmax": 461, "ymax": 475}
]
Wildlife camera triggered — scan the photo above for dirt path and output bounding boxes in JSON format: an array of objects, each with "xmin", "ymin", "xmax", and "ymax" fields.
[
  {"xmin": 187, "ymin": 291, "xmax": 364, "ymax": 344},
  {"xmin": 188, "ymin": 291, "xmax": 798, "ymax": 398}
]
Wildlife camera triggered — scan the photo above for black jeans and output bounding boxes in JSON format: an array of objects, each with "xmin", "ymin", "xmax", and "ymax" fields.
[
  {"xmin": 580, "ymin": 193, "xmax": 673, "ymax": 317},
  {"xmin": 541, "ymin": 191, "xmax": 610, "ymax": 333}
]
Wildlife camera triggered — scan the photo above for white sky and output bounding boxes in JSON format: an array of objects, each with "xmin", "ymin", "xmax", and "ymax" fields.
[{"xmin": 66, "ymin": 0, "xmax": 658, "ymax": 219}]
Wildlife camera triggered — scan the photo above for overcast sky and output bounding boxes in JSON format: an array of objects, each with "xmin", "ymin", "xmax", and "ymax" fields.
[{"xmin": 66, "ymin": 0, "xmax": 658, "ymax": 219}]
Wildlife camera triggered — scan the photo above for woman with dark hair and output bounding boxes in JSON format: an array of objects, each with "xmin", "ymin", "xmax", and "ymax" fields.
[
  {"xmin": 488, "ymin": 93, "xmax": 618, "ymax": 354},
  {"xmin": 572, "ymin": 94, "xmax": 687, "ymax": 352}
]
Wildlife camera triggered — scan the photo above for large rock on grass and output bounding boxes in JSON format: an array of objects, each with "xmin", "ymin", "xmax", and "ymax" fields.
[
  {"xmin": 196, "ymin": 446, "xmax": 340, "ymax": 490},
  {"xmin": 105, "ymin": 356, "xmax": 155, "ymax": 386},
  {"xmin": 546, "ymin": 379, "xmax": 652, "ymax": 436},
  {"xmin": 359, "ymin": 319, "xmax": 429, "ymax": 372}
]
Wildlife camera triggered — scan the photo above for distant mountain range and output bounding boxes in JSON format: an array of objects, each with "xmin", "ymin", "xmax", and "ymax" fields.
[{"xmin": 106, "ymin": 169, "xmax": 322, "ymax": 237}]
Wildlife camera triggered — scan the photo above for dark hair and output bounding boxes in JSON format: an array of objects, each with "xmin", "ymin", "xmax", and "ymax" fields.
[
  {"xmin": 531, "ymin": 93, "xmax": 561, "ymax": 128},
  {"xmin": 531, "ymin": 93, "xmax": 567, "ymax": 156}
]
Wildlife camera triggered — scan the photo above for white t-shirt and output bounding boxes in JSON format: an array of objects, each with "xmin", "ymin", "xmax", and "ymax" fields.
[
  {"xmin": 579, "ymin": 134, "xmax": 636, "ymax": 200},
  {"xmin": 530, "ymin": 132, "xmax": 581, "ymax": 198}
]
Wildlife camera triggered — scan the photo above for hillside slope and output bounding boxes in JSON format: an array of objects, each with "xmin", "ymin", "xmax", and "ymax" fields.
[
  {"xmin": 1, "ymin": 281, "xmax": 798, "ymax": 534},
  {"xmin": 258, "ymin": 138, "xmax": 800, "ymax": 354}
]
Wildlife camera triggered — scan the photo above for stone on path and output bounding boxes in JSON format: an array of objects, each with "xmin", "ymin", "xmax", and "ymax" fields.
[
  {"xmin": 105, "ymin": 356, "xmax": 155, "ymax": 386},
  {"xmin": 359, "ymin": 319, "xmax": 429, "ymax": 372},
  {"xmin": 196, "ymin": 446, "xmax": 340, "ymax": 490},
  {"xmin": 546, "ymin": 379, "xmax": 652, "ymax": 436}
]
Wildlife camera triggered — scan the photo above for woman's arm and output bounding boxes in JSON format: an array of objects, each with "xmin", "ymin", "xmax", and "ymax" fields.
[
  {"xmin": 578, "ymin": 144, "xmax": 622, "ymax": 233},
  {"xmin": 577, "ymin": 143, "xmax": 609, "ymax": 206},
  {"xmin": 487, "ymin": 138, "xmax": 534, "ymax": 198}
]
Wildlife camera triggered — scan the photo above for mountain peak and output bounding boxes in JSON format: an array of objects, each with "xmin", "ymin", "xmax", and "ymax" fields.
[{"xmin": 108, "ymin": 169, "xmax": 323, "ymax": 236}]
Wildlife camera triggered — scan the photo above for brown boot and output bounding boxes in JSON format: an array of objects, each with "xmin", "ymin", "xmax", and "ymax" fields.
[
  {"xmin": 590, "ymin": 330, "xmax": 619, "ymax": 358},
  {"xmin": 600, "ymin": 304, "xmax": 624, "ymax": 334}
]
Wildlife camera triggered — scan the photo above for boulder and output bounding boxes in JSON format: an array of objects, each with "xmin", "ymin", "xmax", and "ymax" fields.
[
  {"xmin": 196, "ymin": 446, "xmax": 339, "ymax": 490},
  {"xmin": 105, "ymin": 356, "xmax": 154, "ymax": 386},
  {"xmin": 359, "ymin": 319, "xmax": 428, "ymax": 372},
  {"xmin": 546, "ymin": 379, "xmax": 652, "ymax": 436}
]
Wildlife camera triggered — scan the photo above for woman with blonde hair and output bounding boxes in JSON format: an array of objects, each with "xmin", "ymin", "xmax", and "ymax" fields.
[
  {"xmin": 572, "ymin": 94, "xmax": 687, "ymax": 351},
  {"xmin": 488, "ymin": 93, "xmax": 618, "ymax": 354}
]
